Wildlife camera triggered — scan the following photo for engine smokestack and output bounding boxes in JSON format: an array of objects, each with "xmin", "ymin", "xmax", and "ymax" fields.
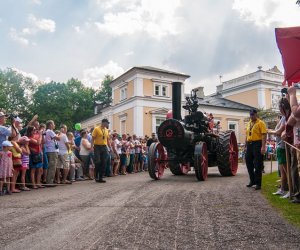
[{"xmin": 172, "ymin": 82, "xmax": 182, "ymax": 120}]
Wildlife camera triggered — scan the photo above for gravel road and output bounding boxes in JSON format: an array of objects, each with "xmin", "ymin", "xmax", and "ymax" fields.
[{"xmin": 0, "ymin": 163, "xmax": 299, "ymax": 250}]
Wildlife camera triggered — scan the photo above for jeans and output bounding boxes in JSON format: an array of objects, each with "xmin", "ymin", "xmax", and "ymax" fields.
[
  {"xmin": 46, "ymin": 152, "xmax": 58, "ymax": 184},
  {"xmin": 245, "ymin": 141, "xmax": 263, "ymax": 186},
  {"xmin": 94, "ymin": 145, "xmax": 108, "ymax": 180},
  {"xmin": 127, "ymin": 154, "xmax": 134, "ymax": 173}
]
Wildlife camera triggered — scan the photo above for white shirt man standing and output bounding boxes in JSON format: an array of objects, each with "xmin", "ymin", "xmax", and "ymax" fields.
[{"xmin": 57, "ymin": 124, "xmax": 71, "ymax": 184}]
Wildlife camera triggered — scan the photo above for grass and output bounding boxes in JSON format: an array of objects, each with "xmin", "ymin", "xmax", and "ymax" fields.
[{"xmin": 262, "ymin": 172, "xmax": 300, "ymax": 228}]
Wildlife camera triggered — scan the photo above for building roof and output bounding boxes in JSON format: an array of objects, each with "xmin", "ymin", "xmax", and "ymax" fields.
[
  {"xmin": 197, "ymin": 95, "xmax": 255, "ymax": 111},
  {"xmin": 110, "ymin": 66, "xmax": 190, "ymax": 86}
]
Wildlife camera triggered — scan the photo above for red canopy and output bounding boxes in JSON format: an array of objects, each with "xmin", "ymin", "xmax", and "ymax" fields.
[{"xmin": 275, "ymin": 27, "xmax": 300, "ymax": 86}]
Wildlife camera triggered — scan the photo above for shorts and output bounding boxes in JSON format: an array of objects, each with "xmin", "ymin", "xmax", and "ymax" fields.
[
  {"xmin": 277, "ymin": 147, "xmax": 286, "ymax": 165},
  {"xmin": 21, "ymin": 164, "xmax": 29, "ymax": 170},
  {"xmin": 113, "ymin": 153, "xmax": 120, "ymax": 163},
  {"xmin": 57, "ymin": 154, "xmax": 70, "ymax": 169}
]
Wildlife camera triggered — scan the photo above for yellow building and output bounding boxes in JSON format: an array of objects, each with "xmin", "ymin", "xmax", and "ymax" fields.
[
  {"xmin": 217, "ymin": 66, "xmax": 284, "ymax": 110},
  {"xmin": 80, "ymin": 66, "xmax": 256, "ymax": 143}
]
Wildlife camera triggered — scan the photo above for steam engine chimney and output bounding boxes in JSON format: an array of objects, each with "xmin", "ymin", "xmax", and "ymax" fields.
[{"xmin": 172, "ymin": 82, "xmax": 182, "ymax": 120}]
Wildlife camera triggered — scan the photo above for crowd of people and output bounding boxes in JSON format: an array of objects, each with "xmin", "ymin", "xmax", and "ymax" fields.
[
  {"xmin": 245, "ymin": 86, "xmax": 300, "ymax": 204},
  {"xmin": 0, "ymin": 113, "xmax": 158, "ymax": 196}
]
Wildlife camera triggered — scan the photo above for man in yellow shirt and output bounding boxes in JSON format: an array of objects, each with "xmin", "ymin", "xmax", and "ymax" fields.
[
  {"xmin": 91, "ymin": 118, "xmax": 111, "ymax": 183},
  {"xmin": 245, "ymin": 109, "xmax": 267, "ymax": 190}
]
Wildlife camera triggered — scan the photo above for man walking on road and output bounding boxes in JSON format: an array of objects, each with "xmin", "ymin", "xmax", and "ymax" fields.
[
  {"xmin": 245, "ymin": 109, "xmax": 267, "ymax": 190},
  {"xmin": 91, "ymin": 118, "xmax": 111, "ymax": 183}
]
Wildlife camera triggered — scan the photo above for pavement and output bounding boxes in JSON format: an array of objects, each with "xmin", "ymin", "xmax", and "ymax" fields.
[{"xmin": 0, "ymin": 162, "xmax": 300, "ymax": 250}]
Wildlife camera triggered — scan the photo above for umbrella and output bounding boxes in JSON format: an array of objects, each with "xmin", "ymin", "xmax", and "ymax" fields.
[{"xmin": 275, "ymin": 26, "xmax": 300, "ymax": 86}]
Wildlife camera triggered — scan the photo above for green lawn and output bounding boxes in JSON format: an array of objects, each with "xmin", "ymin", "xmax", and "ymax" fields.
[{"xmin": 262, "ymin": 172, "xmax": 300, "ymax": 228}]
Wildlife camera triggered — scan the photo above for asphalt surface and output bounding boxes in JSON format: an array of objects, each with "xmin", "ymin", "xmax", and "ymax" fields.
[{"xmin": 1, "ymin": 163, "xmax": 300, "ymax": 250}]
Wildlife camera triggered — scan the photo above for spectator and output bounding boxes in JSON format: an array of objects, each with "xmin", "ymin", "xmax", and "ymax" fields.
[
  {"xmin": 18, "ymin": 136, "xmax": 31, "ymax": 191},
  {"xmin": 0, "ymin": 141, "xmax": 14, "ymax": 195},
  {"xmin": 45, "ymin": 120, "xmax": 60, "ymax": 185},
  {"xmin": 111, "ymin": 133, "xmax": 121, "ymax": 176},
  {"xmin": 285, "ymin": 87, "xmax": 300, "ymax": 203},
  {"xmin": 146, "ymin": 133, "xmax": 156, "ymax": 148},
  {"xmin": 0, "ymin": 112, "xmax": 17, "ymax": 150},
  {"xmin": 120, "ymin": 134, "xmax": 128, "ymax": 175},
  {"xmin": 80, "ymin": 130, "xmax": 92, "ymax": 179},
  {"xmin": 127, "ymin": 136, "xmax": 135, "ymax": 174},
  {"xmin": 9, "ymin": 135, "xmax": 22, "ymax": 193},
  {"xmin": 27, "ymin": 126, "xmax": 43, "ymax": 189},
  {"xmin": 133, "ymin": 134, "xmax": 141, "ymax": 172},
  {"xmin": 57, "ymin": 125, "xmax": 71, "ymax": 184}
]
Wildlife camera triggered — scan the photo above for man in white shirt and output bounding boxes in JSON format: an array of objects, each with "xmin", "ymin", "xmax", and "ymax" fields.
[
  {"xmin": 57, "ymin": 124, "xmax": 71, "ymax": 184},
  {"xmin": 45, "ymin": 120, "xmax": 60, "ymax": 185}
]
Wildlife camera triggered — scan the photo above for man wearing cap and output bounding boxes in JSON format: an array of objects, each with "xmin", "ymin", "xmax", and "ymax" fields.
[
  {"xmin": 245, "ymin": 109, "xmax": 267, "ymax": 190},
  {"xmin": 91, "ymin": 118, "xmax": 111, "ymax": 183},
  {"xmin": 0, "ymin": 112, "xmax": 17, "ymax": 151}
]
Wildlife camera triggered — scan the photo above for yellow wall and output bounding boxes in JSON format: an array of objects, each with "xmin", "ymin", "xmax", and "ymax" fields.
[
  {"xmin": 226, "ymin": 89, "xmax": 259, "ymax": 108},
  {"xmin": 265, "ymin": 89, "xmax": 272, "ymax": 109},
  {"xmin": 213, "ymin": 114, "xmax": 247, "ymax": 143},
  {"xmin": 143, "ymin": 107, "xmax": 154, "ymax": 136},
  {"xmin": 112, "ymin": 108, "xmax": 134, "ymax": 135},
  {"xmin": 143, "ymin": 79, "xmax": 153, "ymax": 96},
  {"xmin": 127, "ymin": 80, "xmax": 134, "ymax": 99},
  {"xmin": 113, "ymin": 88, "xmax": 120, "ymax": 105}
]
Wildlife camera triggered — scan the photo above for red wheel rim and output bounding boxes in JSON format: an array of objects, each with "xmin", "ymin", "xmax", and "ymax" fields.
[
  {"xmin": 154, "ymin": 143, "xmax": 167, "ymax": 179},
  {"xmin": 201, "ymin": 143, "xmax": 208, "ymax": 180},
  {"xmin": 229, "ymin": 132, "xmax": 238, "ymax": 175}
]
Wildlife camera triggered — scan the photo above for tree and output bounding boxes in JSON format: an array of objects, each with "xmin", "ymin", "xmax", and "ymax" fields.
[
  {"xmin": 30, "ymin": 78, "xmax": 96, "ymax": 130},
  {"xmin": 94, "ymin": 75, "xmax": 114, "ymax": 104},
  {"xmin": 0, "ymin": 68, "xmax": 39, "ymax": 122}
]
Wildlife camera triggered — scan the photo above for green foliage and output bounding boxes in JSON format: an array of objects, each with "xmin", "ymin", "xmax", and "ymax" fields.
[
  {"xmin": 94, "ymin": 75, "xmax": 114, "ymax": 104},
  {"xmin": 0, "ymin": 68, "xmax": 39, "ymax": 121},
  {"xmin": 0, "ymin": 67, "xmax": 114, "ymax": 130},
  {"xmin": 262, "ymin": 172, "xmax": 300, "ymax": 228}
]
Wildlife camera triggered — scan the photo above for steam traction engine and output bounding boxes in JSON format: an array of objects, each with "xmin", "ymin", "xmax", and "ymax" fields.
[{"xmin": 148, "ymin": 82, "xmax": 239, "ymax": 181}]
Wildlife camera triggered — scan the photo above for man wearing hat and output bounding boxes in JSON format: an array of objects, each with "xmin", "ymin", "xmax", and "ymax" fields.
[
  {"xmin": 245, "ymin": 109, "xmax": 267, "ymax": 190},
  {"xmin": 0, "ymin": 112, "xmax": 17, "ymax": 151},
  {"xmin": 91, "ymin": 118, "xmax": 111, "ymax": 183}
]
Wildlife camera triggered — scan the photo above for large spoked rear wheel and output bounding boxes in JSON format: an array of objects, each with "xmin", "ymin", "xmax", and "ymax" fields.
[
  {"xmin": 148, "ymin": 142, "xmax": 167, "ymax": 180},
  {"xmin": 217, "ymin": 131, "xmax": 239, "ymax": 176},
  {"xmin": 169, "ymin": 163, "xmax": 190, "ymax": 175},
  {"xmin": 194, "ymin": 142, "xmax": 208, "ymax": 181}
]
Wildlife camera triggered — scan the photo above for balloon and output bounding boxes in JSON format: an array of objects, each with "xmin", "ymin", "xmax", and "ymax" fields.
[{"xmin": 75, "ymin": 123, "xmax": 81, "ymax": 131}]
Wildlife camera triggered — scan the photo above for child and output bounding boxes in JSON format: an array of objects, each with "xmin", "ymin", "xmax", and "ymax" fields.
[
  {"xmin": 19, "ymin": 136, "xmax": 31, "ymax": 191},
  {"xmin": 0, "ymin": 141, "xmax": 14, "ymax": 196},
  {"xmin": 10, "ymin": 136, "xmax": 23, "ymax": 193}
]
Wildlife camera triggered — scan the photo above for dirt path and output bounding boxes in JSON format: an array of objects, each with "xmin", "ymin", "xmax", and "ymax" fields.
[{"xmin": 0, "ymin": 163, "xmax": 299, "ymax": 250}]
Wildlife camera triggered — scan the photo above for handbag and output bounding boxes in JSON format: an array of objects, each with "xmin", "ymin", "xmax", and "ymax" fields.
[{"xmin": 31, "ymin": 153, "xmax": 43, "ymax": 164}]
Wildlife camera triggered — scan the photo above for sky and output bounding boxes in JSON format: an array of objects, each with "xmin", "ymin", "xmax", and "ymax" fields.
[{"xmin": 0, "ymin": 0, "xmax": 300, "ymax": 94}]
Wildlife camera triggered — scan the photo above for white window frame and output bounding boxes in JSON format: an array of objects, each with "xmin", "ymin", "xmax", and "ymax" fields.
[
  {"xmin": 120, "ymin": 116, "xmax": 127, "ymax": 135},
  {"xmin": 120, "ymin": 86, "xmax": 127, "ymax": 101},
  {"xmin": 153, "ymin": 82, "xmax": 169, "ymax": 98},
  {"xmin": 228, "ymin": 121, "xmax": 239, "ymax": 142},
  {"xmin": 152, "ymin": 115, "xmax": 166, "ymax": 133}
]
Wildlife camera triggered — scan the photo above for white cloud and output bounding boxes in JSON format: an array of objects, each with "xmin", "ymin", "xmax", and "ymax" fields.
[
  {"xmin": 9, "ymin": 28, "xmax": 29, "ymax": 46},
  {"xmin": 232, "ymin": 0, "xmax": 300, "ymax": 27},
  {"xmin": 12, "ymin": 67, "xmax": 39, "ymax": 82},
  {"xmin": 124, "ymin": 51, "xmax": 134, "ymax": 56},
  {"xmin": 95, "ymin": 0, "xmax": 182, "ymax": 39},
  {"xmin": 82, "ymin": 60, "xmax": 124, "ymax": 88},
  {"xmin": 31, "ymin": 0, "xmax": 42, "ymax": 5},
  {"xmin": 28, "ymin": 14, "xmax": 56, "ymax": 33}
]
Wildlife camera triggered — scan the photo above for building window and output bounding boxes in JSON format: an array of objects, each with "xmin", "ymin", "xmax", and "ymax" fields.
[
  {"xmin": 271, "ymin": 93, "xmax": 281, "ymax": 109},
  {"xmin": 228, "ymin": 121, "xmax": 239, "ymax": 141},
  {"xmin": 162, "ymin": 86, "xmax": 167, "ymax": 96},
  {"xmin": 121, "ymin": 120, "xmax": 126, "ymax": 134},
  {"xmin": 120, "ymin": 87, "xmax": 127, "ymax": 101},
  {"xmin": 154, "ymin": 83, "xmax": 168, "ymax": 97},
  {"xmin": 155, "ymin": 117, "xmax": 165, "ymax": 132}
]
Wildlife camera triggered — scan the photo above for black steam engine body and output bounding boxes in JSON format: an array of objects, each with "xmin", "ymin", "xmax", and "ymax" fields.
[{"xmin": 148, "ymin": 82, "xmax": 239, "ymax": 181}]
